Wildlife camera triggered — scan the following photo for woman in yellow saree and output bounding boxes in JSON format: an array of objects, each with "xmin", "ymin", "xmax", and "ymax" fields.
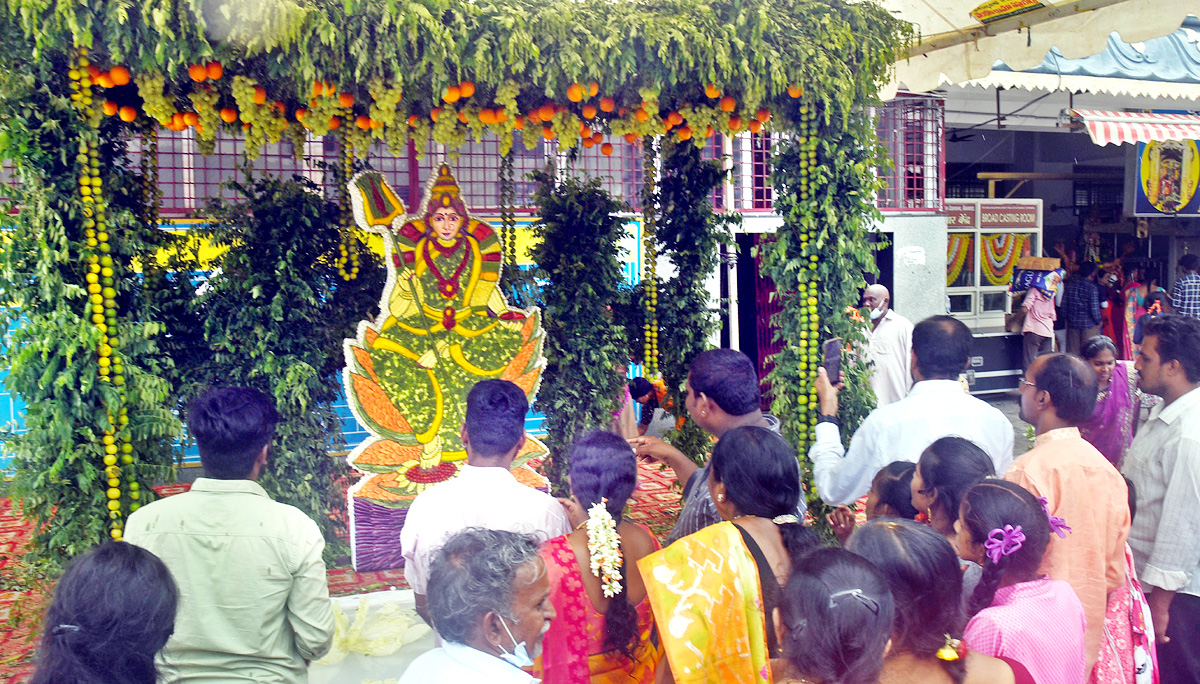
[
  {"xmin": 534, "ymin": 432, "xmax": 665, "ymax": 683},
  {"xmin": 637, "ymin": 427, "xmax": 820, "ymax": 683}
]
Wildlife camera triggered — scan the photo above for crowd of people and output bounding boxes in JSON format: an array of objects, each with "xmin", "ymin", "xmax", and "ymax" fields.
[{"xmin": 26, "ymin": 307, "xmax": 1200, "ymax": 684}]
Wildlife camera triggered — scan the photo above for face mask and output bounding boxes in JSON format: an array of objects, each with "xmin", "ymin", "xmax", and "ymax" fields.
[
  {"xmin": 497, "ymin": 616, "xmax": 548, "ymax": 668},
  {"xmin": 869, "ymin": 305, "xmax": 884, "ymax": 320}
]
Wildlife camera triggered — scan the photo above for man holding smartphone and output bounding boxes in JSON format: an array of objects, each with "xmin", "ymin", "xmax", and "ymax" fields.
[{"xmin": 808, "ymin": 315, "xmax": 1014, "ymax": 505}]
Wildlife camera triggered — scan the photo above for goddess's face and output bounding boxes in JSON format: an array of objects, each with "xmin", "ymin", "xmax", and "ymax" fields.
[{"xmin": 430, "ymin": 207, "xmax": 464, "ymax": 240}]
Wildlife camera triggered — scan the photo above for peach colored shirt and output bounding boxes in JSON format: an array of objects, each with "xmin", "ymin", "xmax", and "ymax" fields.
[{"xmin": 1005, "ymin": 427, "xmax": 1130, "ymax": 676}]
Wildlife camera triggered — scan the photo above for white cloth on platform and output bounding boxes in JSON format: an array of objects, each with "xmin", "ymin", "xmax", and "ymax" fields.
[
  {"xmin": 401, "ymin": 464, "xmax": 570, "ymax": 594},
  {"xmin": 398, "ymin": 641, "xmax": 539, "ymax": 684},
  {"xmin": 809, "ymin": 379, "xmax": 1015, "ymax": 505},
  {"xmin": 865, "ymin": 309, "xmax": 914, "ymax": 407}
]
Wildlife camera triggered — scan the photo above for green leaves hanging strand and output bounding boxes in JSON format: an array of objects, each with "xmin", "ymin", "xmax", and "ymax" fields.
[
  {"xmin": 758, "ymin": 98, "xmax": 884, "ymax": 527},
  {"xmin": 530, "ymin": 168, "xmax": 629, "ymax": 493}
]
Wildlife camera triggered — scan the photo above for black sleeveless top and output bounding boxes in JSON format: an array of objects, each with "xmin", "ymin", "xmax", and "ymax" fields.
[{"xmin": 733, "ymin": 523, "xmax": 783, "ymax": 658}]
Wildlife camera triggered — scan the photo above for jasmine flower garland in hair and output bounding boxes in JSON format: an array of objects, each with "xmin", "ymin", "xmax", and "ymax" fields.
[{"xmin": 586, "ymin": 498, "xmax": 623, "ymax": 598}]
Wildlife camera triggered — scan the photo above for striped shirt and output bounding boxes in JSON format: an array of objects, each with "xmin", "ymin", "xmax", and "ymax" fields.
[
  {"xmin": 1121, "ymin": 384, "xmax": 1200, "ymax": 597},
  {"xmin": 1170, "ymin": 272, "xmax": 1200, "ymax": 319}
]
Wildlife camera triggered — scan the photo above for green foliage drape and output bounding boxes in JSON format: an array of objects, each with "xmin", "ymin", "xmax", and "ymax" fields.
[
  {"xmin": 651, "ymin": 139, "xmax": 737, "ymax": 463},
  {"xmin": 0, "ymin": 24, "xmax": 178, "ymax": 562},
  {"xmin": 530, "ymin": 168, "xmax": 628, "ymax": 493},
  {"xmin": 177, "ymin": 173, "xmax": 385, "ymax": 557}
]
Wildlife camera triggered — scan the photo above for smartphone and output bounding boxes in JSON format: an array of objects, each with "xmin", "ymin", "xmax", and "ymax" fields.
[{"xmin": 822, "ymin": 338, "xmax": 842, "ymax": 382}]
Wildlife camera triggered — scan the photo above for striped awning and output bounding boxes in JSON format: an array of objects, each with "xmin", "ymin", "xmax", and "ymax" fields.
[{"xmin": 1070, "ymin": 109, "xmax": 1200, "ymax": 147}]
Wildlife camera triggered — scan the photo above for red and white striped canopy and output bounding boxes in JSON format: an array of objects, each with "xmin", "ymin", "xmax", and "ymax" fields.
[{"xmin": 1071, "ymin": 109, "xmax": 1200, "ymax": 147}]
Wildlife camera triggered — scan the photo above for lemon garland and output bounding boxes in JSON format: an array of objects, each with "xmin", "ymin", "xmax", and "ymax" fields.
[
  {"xmin": 500, "ymin": 150, "xmax": 517, "ymax": 269},
  {"xmin": 71, "ymin": 47, "xmax": 136, "ymax": 540},
  {"xmin": 336, "ymin": 132, "xmax": 360, "ymax": 281},
  {"xmin": 792, "ymin": 106, "xmax": 821, "ymax": 449},
  {"xmin": 641, "ymin": 138, "xmax": 659, "ymax": 378},
  {"xmin": 585, "ymin": 499, "xmax": 623, "ymax": 598}
]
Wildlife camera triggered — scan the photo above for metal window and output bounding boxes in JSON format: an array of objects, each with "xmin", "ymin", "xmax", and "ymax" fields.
[{"xmin": 876, "ymin": 95, "xmax": 945, "ymax": 212}]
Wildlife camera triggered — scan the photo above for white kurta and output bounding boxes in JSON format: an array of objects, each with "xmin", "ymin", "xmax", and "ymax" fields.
[{"xmin": 865, "ymin": 309, "xmax": 914, "ymax": 407}]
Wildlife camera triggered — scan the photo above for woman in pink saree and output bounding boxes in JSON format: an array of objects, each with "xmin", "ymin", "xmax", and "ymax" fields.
[
  {"xmin": 533, "ymin": 431, "xmax": 663, "ymax": 684},
  {"xmin": 1078, "ymin": 336, "xmax": 1140, "ymax": 467}
]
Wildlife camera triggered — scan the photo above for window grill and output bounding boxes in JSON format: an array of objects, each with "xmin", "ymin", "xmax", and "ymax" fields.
[
  {"xmin": 876, "ymin": 95, "xmax": 945, "ymax": 212},
  {"xmin": 731, "ymin": 133, "xmax": 774, "ymax": 212}
]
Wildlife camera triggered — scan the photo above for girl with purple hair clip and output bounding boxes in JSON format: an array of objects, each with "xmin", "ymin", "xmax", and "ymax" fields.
[{"xmin": 955, "ymin": 480, "xmax": 1088, "ymax": 684}]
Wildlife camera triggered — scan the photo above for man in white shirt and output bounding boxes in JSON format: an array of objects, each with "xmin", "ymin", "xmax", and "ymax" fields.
[
  {"xmin": 402, "ymin": 379, "xmax": 570, "ymax": 624},
  {"xmin": 1121, "ymin": 314, "xmax": 1200, "ymax": 682},
  {"xmin": 809, "ymin": 315, "xmax": 1014, "ymax": 505},
  {"xmin": 399, "ymin": 528, "xmax": 553, "ymax": 684},
  {"xmin": 861, "ymin": 284, "xmax": 913, "ymax": 407}
]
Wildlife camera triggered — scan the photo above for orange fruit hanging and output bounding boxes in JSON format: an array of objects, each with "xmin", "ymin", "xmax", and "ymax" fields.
[
  {"xmin": 252, "ymin": 86, "xmax": 267, "ymax": 105},
  {"xmin": 748, "ymin": 120, "xmax": 763, "ymax": 133},
  {"xmin": 719, "ymin": 96, "xmax": 736, "ymax": 112},
  {"xmin": 592, "ymin": 131, "xmax": 603, "ymax": 144},
  {"xmin": 667, "ymin": 111, "xmax": 683, "ymax": 126},
  {"xmin": 705, "ymin": 125, "xmax": 714, "ymax": 138},
  {"xmin": 729, "ymin": 116, "xmax": 743, "ymax": 131},
  {"xmin": 356, "ymin": 115, "xmax": 371, "ymax": 129},
  {"xmin": 542, "ymin": 126, "xmax": 555, "ymax": 140},
  {"xmin": 312, "ymin": 80, "xmax": 324, "ymax": 98},
  {"xmin": 459, "ymin": 81, "xmax": 475, "ymax": 98},
  {"xmin": 183, "ymin": 112, "xmax": 199, "ymax": 126},
  {"xmin": 187, "ymin": 64, "xmax": 206, "ymax": 82},
  {"xmin": 109, "ymin": 66, "xmax": 130, "ymax": 86},
  {"xmin": 634, "ymin": 108, "xmax": 648, "ymax": 122},
  {"xmin": 96, "ymin": 72, "xmax": 114, "ymax": 89},
  {"xmin": 705, "ymin": 84, "xmax": 720, "ymax": 99},
  {"xmin": 756, "ymin": 108, "xmax": 771, "ymax": 123},
  {"xmin": 430, "ymin": 107, "xmax": 442, "ymax": 122},
  {"xmin": 407, "ymin": 114, "xmax": 418, "ymax": 126},
  {"xmin": 322, "ymin": 81, "xmax": 336, "ymax": 97},
  {"xmin": 479, "ymin": 108, "xmax": 496, "ymax": 124},
  {"xmin": 582, "ymin": 104, "xmax": 597, "ymax": 119},
  {"xmin": 457, "ymin": 110, "xmax": 468, "ymax": 123},
  {"xmin": 219, "ymin": 108, "xmax": 238, "ymax": 123},
  {"xmin": 566, "ymin": 83, "xmax": 584, "ymax": 102},
  {"xmin": 588, "ymin": 81, "xmax": 599, "ymax": 97},
  {"xmin": 788, "ymin": 84, "xmax": 803, "ymax": 98},
  {"xmin": 601, "ymin": 142, "xmax": 613, "ymax": 155},
  {"xmin": 623, "ymin": 133, "xmax": 637, "ymax": 143},
  {"xmin": 512, "ymin": 116, "xmax": 525, "ymax": 130},
  {"xmin": 599, "ymin": 97, "xmax": 615, "ymax": 113},
  {"xmin": 329, "ymin": 116, "xmax": 341, "ymax": 130},
  {"xmin": 338, "ymin": 92, "xmax": 355, "ymax": 107},
  {"xmin": 677, "ymin": 125, "xmax": 693, "ymax": 141},
  {"xmin": 118, "ymin": 106, "xmax": 137, "ymax": 122},
  {"xmin": 293, "ymin": 108, "xmax": 306, "ymax": 122},
  {"xmin": 582, "ymin": 137, "xmax": 595, "ymax": 149},
  {"xmin": 443, "ymin": 85, "xmax": 461, "ymax": 103},
  {"xmin": 102, "ymin": 101, "xmax": 119, "ymax": 116},
  {"xmin": 170, "ymin": 112, "xmax": 185, "ymax": 128},
  {"xmin": 538, "ymin": 103, "xmax": 556, "ymax": 121},
  {"xmin": 206, "ymin": 62, "xmax": 223, "ymax": 80},
  {"xmin": 494, "ymin": 107, "xmax": 507, "ymax": 122}
]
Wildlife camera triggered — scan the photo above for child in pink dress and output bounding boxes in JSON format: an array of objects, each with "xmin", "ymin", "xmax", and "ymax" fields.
[{"xmin": 956, "ymin": 479, "xmax": 1088, "ymax": 684}]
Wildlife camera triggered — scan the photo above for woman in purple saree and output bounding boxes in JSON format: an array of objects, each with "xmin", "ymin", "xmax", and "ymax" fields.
[{"xmin": 1078, "ymin": 336, "xmax": 1140, "ymax": 467}]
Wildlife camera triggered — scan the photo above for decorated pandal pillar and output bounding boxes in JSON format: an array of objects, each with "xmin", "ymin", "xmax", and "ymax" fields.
[{"xmin": 342, "ymin": 165, "xmax": 548, "ymax": 571}]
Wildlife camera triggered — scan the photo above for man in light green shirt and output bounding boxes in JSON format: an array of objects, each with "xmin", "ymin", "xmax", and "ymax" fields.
[{"xmin": 125, "ymin": 387, "xmax": 334, "ymax": 684}]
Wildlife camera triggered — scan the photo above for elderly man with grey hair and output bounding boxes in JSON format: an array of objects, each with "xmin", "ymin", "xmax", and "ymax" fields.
[
  {"xmin": 398, "ymin": 528, "xmax": 555, "ymax": 683},
  {"xmin": 861, "ymin": 283, "xmax": 913, "ymax": 406}
]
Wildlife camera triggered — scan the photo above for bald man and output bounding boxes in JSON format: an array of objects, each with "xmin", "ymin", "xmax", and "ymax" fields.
[{"xmin": 862, "ymin": 285, "xmax": 913, "ymax": 406}]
